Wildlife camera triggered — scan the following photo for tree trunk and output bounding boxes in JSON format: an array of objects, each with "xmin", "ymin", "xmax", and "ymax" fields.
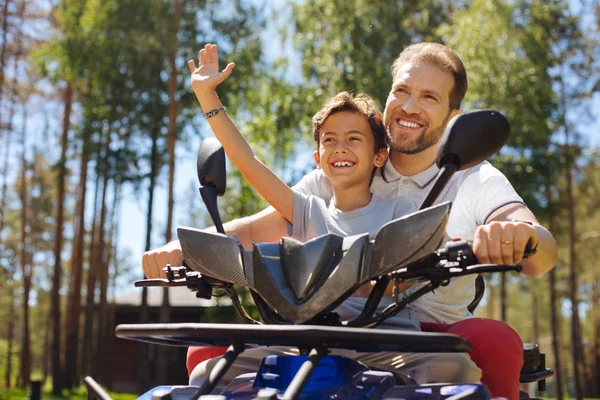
[
  {"xmin": 139, "ymin": 122, "xmax": 160, "ymax": 393},
  {"xmin": 485, "ymin": 275, "xmax": 495, "ymax": 320},
  {"xmin": 0, "ymin": 0, "xmax": 11, "ymax": 120},
  {"xmin": 156, "ymin": 0, "xmax": 182, "ymax": 377},
  {"xmin": 99, "ymin": 180, "xmax": 121, "ymax": 387},
  {"xmin": 500, "ymin": 272, "xmax": 507, "ymax": 322},
  {"xmin": 64, "ymin": 128, "xmax": 91, "ymax": 389},
  {"xmin": 592, "ymin": 276, "xmax": 600, "ymax": 397},
  {"xmin": 0, "ymin": 116, "xmax": 12, "ymax": 237},
  {"xmin": 5, "ymin": 266, "xmax": 16, "ymax": 388},
  {"xmin": 82, "ymin": 168, "xmax": 102, "ymax": 379},
  {"xmin": 0, "ymin": 0, "xmax": 24, "ymax": 242},
  {"xmin": 51, "ymin": 80, "xmax": 72, "ymax": 395},
  {"xmin": 93, "ymin": 149, "xmax": 110, "ymax": 382},
  {"xmin": 566, "ymin": 145, "xmax": 584, "ymax": 400},
  {"xmin": 549, "ymin": 267, "xmax": 564, "ymax": 399},
  {"xmin": 42, "ymin": 303, "xmax": 51, "ymax": 384},
  {"xmin": 531, "ymin": 284, "xmax": 539, "ymax": 345},
  {"xmin": 18, "ymin": 111, "xmax": 31, "ymax": 389}
]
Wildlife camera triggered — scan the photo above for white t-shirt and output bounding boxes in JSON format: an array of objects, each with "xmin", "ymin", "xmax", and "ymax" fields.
[
  {"xmin": 288, "ymin": 191, "xmax": 415, "ymax": 241},
  {"xmin": 293, "ymin": 160, "xmax": 525, "ymax": 324},
  {"xmin": 288, "ymin": 191, "xmax": 420, "ymax": 330}
]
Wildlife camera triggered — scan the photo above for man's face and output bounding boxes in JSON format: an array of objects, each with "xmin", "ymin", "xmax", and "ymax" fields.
[{"xmin": 383, "ymin": 61, "xmax": 459, "ymax": 155}]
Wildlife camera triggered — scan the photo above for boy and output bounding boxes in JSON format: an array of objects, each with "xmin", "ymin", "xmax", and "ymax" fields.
[{"xmin": 187, "ymin": 44, "xmax": 414, "ymax": 242}]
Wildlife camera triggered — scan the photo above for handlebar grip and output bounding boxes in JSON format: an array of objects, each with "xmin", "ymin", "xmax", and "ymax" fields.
[{"xmin": 523, "ymin": 240, "xmax": 538, "ymax": 259}]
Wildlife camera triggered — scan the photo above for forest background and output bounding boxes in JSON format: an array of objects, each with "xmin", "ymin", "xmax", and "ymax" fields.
[{"xmin": 0, "ymin": 0, "xmax": 599, "ymax": 398}]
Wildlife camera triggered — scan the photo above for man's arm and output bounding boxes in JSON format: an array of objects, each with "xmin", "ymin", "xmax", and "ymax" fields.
[
  {"xmin": 473, "ymin": 202, "xmax": 557, "ymax": 276},
  {"xmin": 142, "ymin": 207, "xmax": 288, "ymax": 278}
]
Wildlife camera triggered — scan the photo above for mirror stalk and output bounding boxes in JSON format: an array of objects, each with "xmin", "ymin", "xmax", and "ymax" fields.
[
  {"xmin": 419, "ymin": 164, "xmax": 458, "ymax": 210},
  {"xmin": 200, "ymin": 185, "xmax": 225, "ymax": 234}
]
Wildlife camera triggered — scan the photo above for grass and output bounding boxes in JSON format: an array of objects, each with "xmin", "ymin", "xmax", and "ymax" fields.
[{"xmin": 0, "ymin": 386, "xmax": 137, "ymax": 399}]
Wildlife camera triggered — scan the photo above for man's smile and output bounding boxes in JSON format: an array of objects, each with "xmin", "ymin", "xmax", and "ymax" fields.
[{"xmin": 395, "ymin": 117, "xmax": 424, "ymax": 130}]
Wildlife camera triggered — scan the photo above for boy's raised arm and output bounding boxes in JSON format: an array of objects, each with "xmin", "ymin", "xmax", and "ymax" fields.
[{"xmin": 187, "ymin": 44, "xmax": 294, "ymax": 223}]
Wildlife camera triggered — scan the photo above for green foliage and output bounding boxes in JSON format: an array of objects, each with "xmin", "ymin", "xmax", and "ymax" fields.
[
  {"xmin": 438, "ymin": 0, "xmax": 577, "ymax": 219},
  {"xmin": 292, "ymin": 0, "xmax": 452, "ymax": 106}
]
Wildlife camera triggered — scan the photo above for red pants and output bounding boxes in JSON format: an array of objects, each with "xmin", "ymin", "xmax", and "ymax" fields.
[
  {"xmin": 187, "ymin": 318, "xmax": 523, "ymax": 400},
  {"xmin": 421, "ymin": 318, "xmax": 523, "ymax": 400}
]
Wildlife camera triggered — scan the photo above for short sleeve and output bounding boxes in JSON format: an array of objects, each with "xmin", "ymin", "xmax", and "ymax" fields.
[
  {"xmin": 460, "ymin": 163, "xmax": 525, "ymax": 225},
  {"xmin": 292, "ymin": 169, "xmax": 334, "ymax": 203},
  {"xmin": 286, "ymin": 190, "xmax": 308, "ymax": 238}
]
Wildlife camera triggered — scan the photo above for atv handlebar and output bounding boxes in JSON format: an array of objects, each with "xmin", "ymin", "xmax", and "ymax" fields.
[{"xmin": 134, "ymin": 238, "xmax": 530, "ymax": 327}]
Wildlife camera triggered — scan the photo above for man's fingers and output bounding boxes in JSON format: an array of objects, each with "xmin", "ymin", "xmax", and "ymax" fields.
[
  {"xmin": 473, "ymin": 227, "xmax": 490, "ymax": 264},
  {"xmin": 513, "ymin": 224, "xmax": 536, "ymax": 262},
  {"xmin": 499, "ymin": 224, "xmax": 515, "ymax": 264},
  {"xmin": 187, "ymin": 59, "xmax": 196, "ymax": 73},
  {"xmin": 485, "ymin": 222, "xmax": 503, "ymax": 264}
]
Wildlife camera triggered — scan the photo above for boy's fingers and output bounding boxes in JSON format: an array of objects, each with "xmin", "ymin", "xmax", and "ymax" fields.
[
  {"xmin": 209, "ymin": 44, "xmax": 217, "ymax": 63},
  {"xmin": 220, "ymin": 63, "xmax": 235, "ymax": 80},
  {"xmin": 199, "ymin": 48, "xmax": 206, "ymax": 65},
  {"xmin": 187, "ymin": 59, "xmax": 196, "ymax": 73}
]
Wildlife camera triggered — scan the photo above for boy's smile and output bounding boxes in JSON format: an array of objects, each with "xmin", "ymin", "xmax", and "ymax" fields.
[{"xmin": 314, "ymin": 111, "xmax": 387, "ymax": 192}]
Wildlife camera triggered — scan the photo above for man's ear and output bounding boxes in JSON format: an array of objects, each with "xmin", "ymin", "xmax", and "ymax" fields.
[
  {"xmin": 313, "ymin": 150, "xmax": 321, "ymax": 168},
  {"xmin": 450, "ymin": 108, "xmax": 462, "ymax": 120},
  {"xmin": 373, "ymin": 148, "xmax": 388, "ymax": 168}
]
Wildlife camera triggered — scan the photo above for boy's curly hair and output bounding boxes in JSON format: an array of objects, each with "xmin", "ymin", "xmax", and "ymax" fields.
[{"xmin": 312, "ymin": 92, "xmax": 387, "ymax": 153}]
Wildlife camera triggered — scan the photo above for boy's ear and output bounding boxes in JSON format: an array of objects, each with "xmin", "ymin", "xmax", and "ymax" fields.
[
  {"xmin": 313, "ymin": 150, "xmax": 321, "ymax": 168},
  {"xmin": 373, "ymin": 148, "xmax": 388, "ymax": 168}
]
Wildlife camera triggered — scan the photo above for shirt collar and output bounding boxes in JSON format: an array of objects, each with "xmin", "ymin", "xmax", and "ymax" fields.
[{"xmin": 381, "ymin": 159, "xmax": 440, "ymax": 188}]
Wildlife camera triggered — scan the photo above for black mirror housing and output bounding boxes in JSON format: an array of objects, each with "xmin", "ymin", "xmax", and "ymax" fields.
[
  {"xmin": 436, "ymin": 110, "xmax": 510, "ymax": 171},
  {"xmin": 197, "ymin": 137, "xmax": 227, "ymax": 196}
]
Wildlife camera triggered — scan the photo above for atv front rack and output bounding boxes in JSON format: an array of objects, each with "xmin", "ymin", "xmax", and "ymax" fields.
[{"xmin": 116, "ymin": 323, "xmax": 471, "ymax": 399}]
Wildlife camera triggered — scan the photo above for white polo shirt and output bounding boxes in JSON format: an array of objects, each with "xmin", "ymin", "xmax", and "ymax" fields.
[{"xmin": 293, "ymin": 159, "xmax": 525, "ymax": 324}]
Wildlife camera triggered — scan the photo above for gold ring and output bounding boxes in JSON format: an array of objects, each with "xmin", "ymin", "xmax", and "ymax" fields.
[{"xmin": 502, "ymin": 240, "xmax": 513, "ymax": 245}]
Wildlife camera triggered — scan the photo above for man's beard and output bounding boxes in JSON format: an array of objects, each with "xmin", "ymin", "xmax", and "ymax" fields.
[{"xmin": 386, "ymin": 113, "xmax": 451, "ymax": 155}]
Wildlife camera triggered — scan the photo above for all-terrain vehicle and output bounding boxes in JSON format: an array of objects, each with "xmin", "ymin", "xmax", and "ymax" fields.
[{"xmin": 86, "ymin": 110, "xmax": 553, "ymax": 400}]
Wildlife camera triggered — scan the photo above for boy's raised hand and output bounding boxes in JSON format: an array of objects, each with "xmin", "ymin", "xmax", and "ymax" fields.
[{"xmin": 187, "ymin": 43, "xmax": 235, "ymax": 93}]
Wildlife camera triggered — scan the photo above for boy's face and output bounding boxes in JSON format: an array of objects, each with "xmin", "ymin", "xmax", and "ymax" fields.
[{"xmin": 313, "ymin": 111, "xmax": 387, "ymax": 189}]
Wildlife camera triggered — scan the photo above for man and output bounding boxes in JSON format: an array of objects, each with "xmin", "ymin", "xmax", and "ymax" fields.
[{"xmin": 143, "ymin": 43, "xmax": 557, "ymax": 400}]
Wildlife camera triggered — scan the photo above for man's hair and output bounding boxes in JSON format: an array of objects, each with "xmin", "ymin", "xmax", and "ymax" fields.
[
  {"xmin": 312, "ymin": 91, "xmax": 387, "ymax": 153},
  {"xmin": 391, "ymin": 42, "xmax": 468, "ymax": 110}
]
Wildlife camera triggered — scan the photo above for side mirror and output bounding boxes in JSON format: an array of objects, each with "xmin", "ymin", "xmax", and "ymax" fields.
[
  {"xmin": 436, "ymin": 110, "xmax": 510, "ymax": 171},
  {"xmin": 197, "ymin": 137, "xmax": 226, "ymax": 233},
  {"xmin": 420, "ymin": 110, "xmax": 510, "ymax": 209}
]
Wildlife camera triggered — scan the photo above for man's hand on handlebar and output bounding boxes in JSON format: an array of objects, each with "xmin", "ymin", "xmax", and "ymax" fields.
[
  {"xmin": 142, "ymin": 240, "xmax": 183, "ymax": 279},
  {"xmin": 472, "ymin": 220, "xmax": 538, "ymax": 266}
]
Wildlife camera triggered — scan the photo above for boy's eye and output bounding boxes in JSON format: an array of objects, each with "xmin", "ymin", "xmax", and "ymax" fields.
[
  {"xmin": 322, "ymin": 137, "xmax": 333, "ymax": 143},
  {"xmin": 349, "ymin": 136, "xmax": 361, "ymax": 141}
]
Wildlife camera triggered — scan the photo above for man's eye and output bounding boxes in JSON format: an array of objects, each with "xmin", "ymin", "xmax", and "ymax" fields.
[{"xmin": 395, "ymin": 88, "xmax": 408, "ymax": 94}]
